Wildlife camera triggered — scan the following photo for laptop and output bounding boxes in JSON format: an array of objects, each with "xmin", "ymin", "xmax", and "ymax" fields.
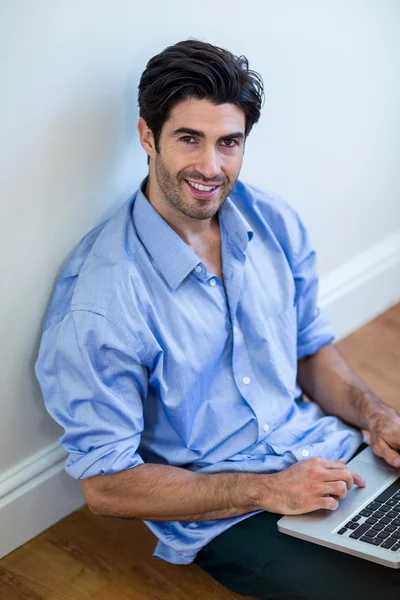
[{"xmin": 277, "ymin": 445, "xmax": 400, "ymax": 568}]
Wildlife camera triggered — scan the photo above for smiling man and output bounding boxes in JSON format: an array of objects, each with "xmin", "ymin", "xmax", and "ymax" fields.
[
  {"xmin": 35, "ymin": 40, "xmax": 400, "ymax": 599},
  {"xmin": 138, "ymin": 97, "xmax": 245, "ymax": 282}
]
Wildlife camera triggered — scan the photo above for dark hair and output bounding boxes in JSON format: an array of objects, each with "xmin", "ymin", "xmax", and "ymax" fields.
[{"xmin": 138, "ymin": 39, "xmax": 264, "ymax": 163}]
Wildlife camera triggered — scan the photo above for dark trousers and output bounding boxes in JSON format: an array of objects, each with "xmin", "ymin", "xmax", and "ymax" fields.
[{"xmin": 193, "ymin": 443, "xmax": 400, "ymax": 599}]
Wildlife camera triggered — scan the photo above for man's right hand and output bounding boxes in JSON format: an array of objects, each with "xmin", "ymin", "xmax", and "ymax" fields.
[{"xmin": 261, "ymin": 457, "xmax": 366, "ymax": 515}]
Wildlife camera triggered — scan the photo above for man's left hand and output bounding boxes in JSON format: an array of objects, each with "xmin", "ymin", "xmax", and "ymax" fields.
[{"xmin": 368, "ymin": 407, "xmax": 400, "ymax": 468}]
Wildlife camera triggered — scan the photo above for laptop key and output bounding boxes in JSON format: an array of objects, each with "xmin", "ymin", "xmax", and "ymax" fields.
[
  {"xmin": 359, "ymin": 509, "xmax": 373, "ymax": 517},
  {"xmin": 344, "ymin": 522, "xmax": 359, "ymax": 530},
  {"xmin": 337, "ymin": 527, "xmax": 347, "ymax": 535},
  {"xmin": 380, "ymin": 517, "xmax": 392, "ymax": 525},
  {"xmin": 393, "ymin": 493, "xmax": 400, "ymax": 500},
  {"xmin": 375, "ymin": 479, "xmax": 400, "ymax": 503},
  {"xmin": 379, "ymin": 505, "xmax": 390, "ymax": 512},
  {"xmin": 391, "ymin": 543, "xmax": 400, "ymax": 552},
  {"xmin": 381, "ymin": 537, "xmax": 397, "ymax": 549},
  {"xmin": 360, "ymin": 536, "xmax": 382, "ymax": 546},
  {"xmin": 386, "ymin": 511, "xmax": 398, "ymax": 519},
  {"xmin": 364, "ymin": 530, "xmax": 377, "ymax": 537},
  {"xmin": 386, "ymin": 499, "xmax": 397, "ymax": 506},
  {"xmin": 349, "ymin": 524, "xmax": 371, "ymax": 539},
  {"xmin": 371, "ymin": 523, "xmax": 385, "ymax": 531},
  {"xmin": 377, "ymin": 531, "xmax": 390, "ymax": 539},
  {"xmin": 385, "ymin": 525, "xmax": 396, "ymax": 533},
  {"xmin": 366, "ymin": 501, "xmax": 382, "ymax": 511},
  {"xmin": 392, "ymin": 532, "xmax": 400, "ymax": 539},
  {"xmin": 351, "ymin": 515, "xmax": 361, "ymax": 522},
  {"xmin": 392, "ymin": 519, "xmax": 400, "ymax": 526},
  {"xmin": 365, "ymin": 517, "xmax": 378, "ymax": 525}
]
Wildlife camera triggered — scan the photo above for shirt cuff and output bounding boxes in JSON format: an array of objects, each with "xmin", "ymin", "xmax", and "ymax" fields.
[
  {"xmin": 297, "ymin": 307, "xmax": 335, "ymax": 360},
  {"xmin": 64, "ymin": 442, "xmax": 145, "ymax": 479}
]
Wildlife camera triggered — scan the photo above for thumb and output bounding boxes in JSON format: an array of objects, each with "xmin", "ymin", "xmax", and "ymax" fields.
[{"xmin": 373, "ymin": 439, "xmax": 400, "ymax": 468}]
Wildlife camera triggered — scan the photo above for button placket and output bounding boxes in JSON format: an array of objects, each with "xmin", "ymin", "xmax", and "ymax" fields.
[{"xmin": 231, "ymin": 329, "xmax": 276, "ymax": 441}]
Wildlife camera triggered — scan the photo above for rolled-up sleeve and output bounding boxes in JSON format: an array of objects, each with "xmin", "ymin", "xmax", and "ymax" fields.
[
  {"xmin": 35, "ymin": 310, "xmax": 146, "ymax": 479},
  {"xmin": 278, "ymin": 201, "xmax": 336, "ymax": 360},
  {"xmin": 293, "ymin": 217, "xmax": 335, "ymax": 359}
]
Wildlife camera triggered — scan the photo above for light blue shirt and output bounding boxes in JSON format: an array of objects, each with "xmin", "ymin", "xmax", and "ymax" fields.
[{"xmin": 35, "ymin": 177, "xmax": 363, "ymax": 565}]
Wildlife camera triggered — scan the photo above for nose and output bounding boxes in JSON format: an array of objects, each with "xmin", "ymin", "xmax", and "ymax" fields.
[{"xmin": 195, "ymin": 145, "xmax": 221, "ymax": 181}]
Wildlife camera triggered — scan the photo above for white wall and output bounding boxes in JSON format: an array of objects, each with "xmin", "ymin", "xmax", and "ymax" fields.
[{"xmin": 1, "ymin": 0, "xmax": 399, "ymax": 555}]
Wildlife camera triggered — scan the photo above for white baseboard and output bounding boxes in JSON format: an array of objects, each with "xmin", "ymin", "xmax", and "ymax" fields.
[
  {"xmin": 1, "ymin": 230, "xmax": 399, "ymax": 560},
  {"xmin": 319, "ymin": 230, "xmax": 400, "ymax": 340},
  {"xmin": 0, "ymin": 444, "xmax": 85, "ymax": 559}
]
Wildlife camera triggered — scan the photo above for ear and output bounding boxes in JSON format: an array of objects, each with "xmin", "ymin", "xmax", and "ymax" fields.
[{"xmin": 137, "ymin": 117, "xmax": 156, "ymax": 160}]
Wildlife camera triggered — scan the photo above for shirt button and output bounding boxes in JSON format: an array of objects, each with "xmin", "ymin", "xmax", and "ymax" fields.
[
  {"xmin": 301, "ymin": 449, "xmax": 310, "ymax": 457},
  {"xmin": 242, "ymin": 376, "xmax": 251, "ymax": 385},
  {"xmin": 195, "ymin": 265, "xmax": 202, "ymax": 273},
  {"xmin": 263, "ymin": 423, "xmax": 270, "ymax": 432},
  {"xmin": 209, "ymin": 278, "xmax": 216, "ymax": 287}
]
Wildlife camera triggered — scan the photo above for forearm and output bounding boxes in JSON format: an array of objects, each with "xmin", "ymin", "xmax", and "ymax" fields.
[
  {"xmin": 296, "ymin": 343, "xmax": 395, "ymax": 430},
  {"xmin": 87, "ymin": 462, "xmax": 264, "ymax": 521}
]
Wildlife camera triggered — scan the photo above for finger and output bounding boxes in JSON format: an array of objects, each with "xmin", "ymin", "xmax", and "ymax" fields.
[
  {"xmin": 336, "ymin": 458, "xmax": 366, "ymax": 486},
  {"xmin": 319, "ymin": 496, "xmax": 339, "ymax": 511},
  {"xmin": 322, "ymin": 458, "xmax": 360, "ymax": 471},
  {"xmin": 350, "ymin": 469, "xmax": 366, "ymax": 487},
  {"xmin": 324, "ymin": 458, "xmax": 366, "ymax": 486},
  {"xmin": 372, "ymin": 439, "xmax": 400, "ymax": 468},
  {"xmin": 323, "ymin": 468, "xmax": 354, "ymax": 491},
  {"xmin": 325, "ymin": 481, "xmax": 348, "ymax": 500}
]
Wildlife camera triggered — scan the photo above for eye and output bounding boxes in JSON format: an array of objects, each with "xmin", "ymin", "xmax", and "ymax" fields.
[
  {"xmin": 221, "ymin": 138, "xmax": 238, "ymax": 148},
  {"xmin": 180, "ymin": 136, "xmax": 196, "ymax": 144}
]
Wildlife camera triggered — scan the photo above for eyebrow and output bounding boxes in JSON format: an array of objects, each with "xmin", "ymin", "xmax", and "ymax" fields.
[{"xmin": 170, "ymin": 127, "xmax": 245, "ymax": 143}]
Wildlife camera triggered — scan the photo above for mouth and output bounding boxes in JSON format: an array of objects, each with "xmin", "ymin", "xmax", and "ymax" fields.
[{"xmin": 185, "ymin": 179, "xmax": 221, "ymax": 200}]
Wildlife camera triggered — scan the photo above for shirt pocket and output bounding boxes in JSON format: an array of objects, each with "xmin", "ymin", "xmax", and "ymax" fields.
[{"xmin": 260, "ymin": 303, "xmax": 298, "ymax": 394}]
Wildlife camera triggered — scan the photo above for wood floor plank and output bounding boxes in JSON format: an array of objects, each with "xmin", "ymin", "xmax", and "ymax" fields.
[
  {"xmin": 1, "ymin": 302, "xmax": 399, "ymax": 599},
  {"xmin": 337, "ymin": 303, "xmax": 400, "ymax": 412},
  {"xmin": 3, "ymin": 536, "xmax": 107, "ymax": 599},
  {"xmin": 0, "ymin": 565, "xmax": 46, "ymax": 600}
]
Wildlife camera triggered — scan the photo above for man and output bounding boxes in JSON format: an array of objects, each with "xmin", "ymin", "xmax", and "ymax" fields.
[{"xmin": 35, "ymin": 40, "xmax": 400, "ymax": 598}]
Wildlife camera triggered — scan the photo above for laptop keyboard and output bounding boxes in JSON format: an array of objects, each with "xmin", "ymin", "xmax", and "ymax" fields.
[{"xmin": 337, "ymin": 477, "xmax": 400, "ymax": 552}]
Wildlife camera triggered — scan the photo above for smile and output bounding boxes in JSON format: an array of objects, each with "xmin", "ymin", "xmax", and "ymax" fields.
[{"xmin": 186, "ymin": 180, "xmax": 219, "ymax": 192}]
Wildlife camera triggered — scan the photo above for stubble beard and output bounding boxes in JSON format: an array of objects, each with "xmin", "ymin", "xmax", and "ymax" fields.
[{"xmin": 154, "ymin": 152, "xmax": 237, "ymax": 221}]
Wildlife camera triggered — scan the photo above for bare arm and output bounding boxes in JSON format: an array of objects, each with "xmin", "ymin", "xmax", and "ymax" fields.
[
  {"xmin": 82, "ymin": 457, "xmax": 365, "ymax": 521},
  {"xmin": 297, "ymin": 343, "xmax": 400, "ymax": 467},
  {"xmin": 82, "ymin": 462, "xmax": 262, "ymax": 521},
  {"xmin": 296, "ymin": 342, "xmax": 395, "ymax": 430}
]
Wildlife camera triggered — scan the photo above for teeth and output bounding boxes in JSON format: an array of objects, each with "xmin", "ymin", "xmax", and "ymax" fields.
[{"xmin": 187, "ymin": 180, "xmax": 216, "ymax": 192}]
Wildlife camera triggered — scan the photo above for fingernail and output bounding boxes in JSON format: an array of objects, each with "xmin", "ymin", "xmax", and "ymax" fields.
[{"xmin": 393, "ymin": 458, "xmax": 400, "ymax": 468}]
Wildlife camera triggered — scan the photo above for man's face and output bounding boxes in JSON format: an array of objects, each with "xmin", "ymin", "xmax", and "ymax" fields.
[{"xmin": 151, "ymin": 98, "xmax": 246, "ymax": 221}]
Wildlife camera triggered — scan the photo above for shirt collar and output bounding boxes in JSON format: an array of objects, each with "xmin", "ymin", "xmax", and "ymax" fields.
[
  {"xmin": 218, "ymin": 194, "xmax": 254, "ymax": 253},
  {"xmin": 132, "ymin": 177, "xmax": 253, "ymax": 290}
]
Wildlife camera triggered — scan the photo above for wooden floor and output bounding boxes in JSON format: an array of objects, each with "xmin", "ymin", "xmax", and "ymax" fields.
[{"xmin": 1, "ymin": 303, "xmax": 400, "ymax": 600}]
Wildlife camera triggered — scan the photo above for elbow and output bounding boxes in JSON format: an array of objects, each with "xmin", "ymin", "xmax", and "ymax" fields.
[
  {"xmin": 86, "ymin": 498, "xmax": 103, "ymax": 515},
  {"xmin": 79, "ymin": 479, "xmax": 138, "ymax": 519},
  {"xmin": 80, "ymin": 477, "xmax": 108, "ymax": 515},
  {"xmin": 83, "ymin": 491, "xmax": 112, "ymax": 517}
]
